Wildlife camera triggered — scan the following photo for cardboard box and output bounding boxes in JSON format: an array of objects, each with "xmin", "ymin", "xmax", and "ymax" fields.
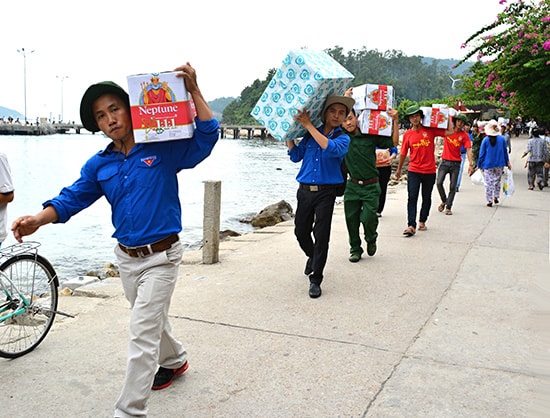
[
  {"xmin": 352, "ymin": 84, "xmax": 394, "ymax": 111},
  {"xmin": 358, "ymin": 109, "xmax": 393, "ymax": 136},
  {"xmin": 250, "ymin": 49, "xmax": 354, "ymax": 141},
  {"xmin": 421, "ymin": 106, "xmax": 449, "ymax": 129},
  {"xmin": 375, "ymin": 148, "xmax": 391, "ymax": 167},
  {"xmin": 127, "ymin": 71, "xmax": 194, "ymax": 143}
]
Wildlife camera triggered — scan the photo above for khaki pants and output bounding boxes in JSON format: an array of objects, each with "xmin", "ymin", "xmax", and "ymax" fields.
[{"xmin": 114, "ymin": 240, "xmax": 187, "ymax": 418}]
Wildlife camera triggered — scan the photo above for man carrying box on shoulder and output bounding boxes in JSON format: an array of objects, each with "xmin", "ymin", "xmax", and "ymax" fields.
[
  {"xmin": 287, "ymin": 95, "xmax": 354, "ymax": 299},
  {"xmin": 12, "ymin": 62, "xmax": 219, "ymax": 418},
  {"xmin": 435, "ymin": 113, "xmax": 474, "ymax": 215},
  {"xmin": 395, "ymin": 104, "xmax": 454, "ymax": 236},
  {"xmin": 342, "ymin": 87, "xmax": 399, "ymax": 263}
]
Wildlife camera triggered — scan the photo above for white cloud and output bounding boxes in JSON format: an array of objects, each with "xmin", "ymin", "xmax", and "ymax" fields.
[{"xmin": 0, "ymin": 0, "xmax": 505, "ymax": 122}]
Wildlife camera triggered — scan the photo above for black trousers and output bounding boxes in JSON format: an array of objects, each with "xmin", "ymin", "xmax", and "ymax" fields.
[
  {"xmin": 377, "ymin": 165, "xmax": 392, "ymax": 214},
  {"xmin": 294, "ymin": 187, "xmax": 337, "ymax": 285}
]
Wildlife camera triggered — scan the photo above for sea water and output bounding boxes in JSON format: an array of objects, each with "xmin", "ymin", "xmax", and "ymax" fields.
[{"xmin": 1, "ymin": 133, "xmax": 299, "ymax": 281}]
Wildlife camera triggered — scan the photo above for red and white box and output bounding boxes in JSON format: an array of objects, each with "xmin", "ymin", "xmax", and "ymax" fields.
[
  {"xmin": 358, "ymin": 109, "xmax": 393, "ymax": 136},
  {"xmin": 421, "ymin": 106, "xmax": 449, "ymax": 129},
  {"xmin": 127, "ymin": 71, "xmax": 195, "ymax": 143},
  {"xmin": 352, "ymin": 84, "xmax": 394, "ymax": 111}
]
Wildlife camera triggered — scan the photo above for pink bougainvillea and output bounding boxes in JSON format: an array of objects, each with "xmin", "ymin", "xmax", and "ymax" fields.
[{"xmin": 457, "ymin": 0, "xmax": 549, "ymax": 121}]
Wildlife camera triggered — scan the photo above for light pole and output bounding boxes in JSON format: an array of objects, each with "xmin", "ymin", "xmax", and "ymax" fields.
[
  {"xmin": 57, "ymin": 75, "xmax": 68, "ymax": 122},
  {"xmin": 17, "ymin": 48, "xmax": 34, "ymax": 123}
]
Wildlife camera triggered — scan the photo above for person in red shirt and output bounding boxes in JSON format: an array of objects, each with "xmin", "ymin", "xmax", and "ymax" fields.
[
  {"xmin": 435, "ymin": 113, "xmax": 474, "ymax": 215},
  {"xmin": 395, "ymin": 104, "xmax": 453, "ymax": 236}
]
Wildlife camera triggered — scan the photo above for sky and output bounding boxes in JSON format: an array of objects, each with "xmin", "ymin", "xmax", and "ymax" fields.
[{"xmin": 0, "ymin": 0, "xmax": 508, "ymax": 123}]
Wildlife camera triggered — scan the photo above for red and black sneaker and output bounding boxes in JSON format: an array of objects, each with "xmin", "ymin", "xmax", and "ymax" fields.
[{"xmin": 151, "ymin": 361, "xmax": 188, "ymax": 390}]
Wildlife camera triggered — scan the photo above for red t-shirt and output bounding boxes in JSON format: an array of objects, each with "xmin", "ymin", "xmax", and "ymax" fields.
[
  {"xmin": 400, "ymin": 126, "xmax": 445, "ymax": 174},
  {"xmin": 441, "ymin": 130, "xmax": 471, "ymax": 161}
]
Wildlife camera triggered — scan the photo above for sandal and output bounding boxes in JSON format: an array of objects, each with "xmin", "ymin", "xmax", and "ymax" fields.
[
  {"xmin": 445, "ymin": 209, "xmax": 453, "ymax": 215},
  {"xmin": 438, "ymin": 202, "xmax": 445, "ymax": 212},
  {"xmin": 418, "ymin": 222, "xmax": 427, "ymax": 231},
  {"xmin": 403, "ymin": 226, "xmax": 416, "ymax": 237}
]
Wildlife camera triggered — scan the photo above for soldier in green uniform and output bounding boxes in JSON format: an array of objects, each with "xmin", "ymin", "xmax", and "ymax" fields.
[{"xmin": 342, "ymin": 88, "xmax": 399, "ymax": 262}]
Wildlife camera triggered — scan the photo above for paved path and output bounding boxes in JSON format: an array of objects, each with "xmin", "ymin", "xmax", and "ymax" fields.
[{"xmin": 1, "ymin": 134, "xmax": 548, "ymax": 417}]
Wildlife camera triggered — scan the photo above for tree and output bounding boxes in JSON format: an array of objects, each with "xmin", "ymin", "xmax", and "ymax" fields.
[
  {"xmin": 222, "ymin": 69, "xmax": 275, "ymax": 124},
  {"xmin": 221, "ymin": 49, "xmax": 471, "ymax": 125},
  {"xmin": 457, "ymin": 0, "xmax": 550, "ymax": 123}
]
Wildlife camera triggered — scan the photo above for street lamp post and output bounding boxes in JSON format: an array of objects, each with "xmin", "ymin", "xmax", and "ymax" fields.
[
  {"xmin": 16, "ymin": 48, "xmax": 34, "ymax": 123},
  {"xmin": 57, "ymin": 75, "xmax": 68, "ymax": 123}
]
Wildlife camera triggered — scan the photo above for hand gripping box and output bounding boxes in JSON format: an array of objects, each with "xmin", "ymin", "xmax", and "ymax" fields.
[
  {"xmin": 421, "ymin": 105, "xmax": 449, "ymax": 129},
  {"xmin": 127, "ymin": 71, "xmax": 195, "ymax": 143},
  {"xmin": 250, "ymin": 49, "xmax": 354, "ymax": 141},
  {"xmin": 358, "ymin": 109, "xmax": 393, "ymax": 137},
  {"xmin": 352, "ymin": 84, "xmax": 394, "ymax": 111}
]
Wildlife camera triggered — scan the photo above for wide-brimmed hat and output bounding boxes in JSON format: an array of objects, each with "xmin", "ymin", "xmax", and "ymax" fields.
[
  {"xmin": 454, "ymin": 113, "xmax": 468, "ymax": 122},
  {"xmin": 405, "ymin": 104, "xmax": 423, "ymax": 117},
  {"xmin": 321, "ymin": 95, "xmax": 355, "ymax": 122},
  {"xmin": 484, "ymin": 119, "xmax": 500, "ymax": 136},
  {"xmin": 80, "ymin": 81, "xmax": 130, "ymax": 132}
]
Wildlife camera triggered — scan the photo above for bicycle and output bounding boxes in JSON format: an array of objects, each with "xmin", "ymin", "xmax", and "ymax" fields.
[{"xmin": 0, "ymin": 241, "xmax": 72, "ymax": 358}]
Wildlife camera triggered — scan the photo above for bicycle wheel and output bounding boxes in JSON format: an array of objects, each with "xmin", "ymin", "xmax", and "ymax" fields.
[{"xmin": 0, "ymin": 254, "xmax": 58, "ymax": 358}]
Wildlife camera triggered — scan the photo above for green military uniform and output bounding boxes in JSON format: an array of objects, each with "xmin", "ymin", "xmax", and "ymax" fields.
[{"xmin": 344, "ymin": 132, "xmax": 394, "ymax": 256}]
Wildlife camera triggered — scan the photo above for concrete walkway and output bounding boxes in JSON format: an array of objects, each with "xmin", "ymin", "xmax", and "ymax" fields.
[{"xmin": 2, "ymin": 134, "xmax": 548, "ymax": 417}]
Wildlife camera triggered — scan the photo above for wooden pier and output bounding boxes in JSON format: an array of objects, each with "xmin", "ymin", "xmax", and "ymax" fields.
[
  {"xmin": 0, "ymin": 123, "xmax": 84, "ymax": 136},
  {"xmin": 0, "ymin": 122, "xmax": 271, "ymax": 139},
  {"xmin": 219, "ymin": 125, "xmax": 271, "ymax": 139}
]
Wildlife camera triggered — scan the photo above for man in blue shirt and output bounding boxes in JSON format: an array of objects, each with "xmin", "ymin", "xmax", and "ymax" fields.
[
  {"xmin": 11, "ymin": 62, "xmax": 219, "ymax": 417},
  {"xmin": 287, "ymin": 95, "xmax": 354, "ymax": 298}
]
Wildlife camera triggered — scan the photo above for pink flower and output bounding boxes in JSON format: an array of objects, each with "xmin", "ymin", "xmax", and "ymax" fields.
[
  {"xmin": 499, "ymin": 0, "xmax": 506, "ymax": 4},
  {"xmin": 461, "ymin": 43, "xmax": 466, "ymax": 49},
  {"xmin": 542, "ymin": 16, "xmax": 550, "ymax": 23},
  {"xmin": 474, "ymin": 81, "xmax": 480, "ymax": 87},
  {"xmin": 544, "ymin": 40, "xmax": 550, "ymax": 51}
]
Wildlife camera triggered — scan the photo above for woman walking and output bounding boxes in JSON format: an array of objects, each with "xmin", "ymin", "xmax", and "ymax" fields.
[{"xmin": 476, "ymin": 120, "xmax": 512, "ymax": 207}]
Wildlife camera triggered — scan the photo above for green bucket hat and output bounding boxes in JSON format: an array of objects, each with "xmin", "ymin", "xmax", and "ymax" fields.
[
  {"xmin": 405, "ymin": 104, "xmax": 423, "ymax": 117},
  {"xmin": 454, "ymin": 113, "xmax": 468, "ymax": 122},
  {"xmin": 80, "ymin": 81, "xmax": 130, "ymax": 132}
]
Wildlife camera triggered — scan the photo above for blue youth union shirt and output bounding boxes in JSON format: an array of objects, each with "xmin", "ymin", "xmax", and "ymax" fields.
[
  {"xmin": 43, "ymin": 118, "xmax": 219, "ymax": 247},
  {"xmin": 288, "ymin": 126, "xmax": 350, "ymax": 185}
]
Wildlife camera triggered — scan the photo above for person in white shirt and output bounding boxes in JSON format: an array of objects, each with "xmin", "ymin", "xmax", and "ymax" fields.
[
  {"xmin": 526, "ymin": 118, "xmax": 538, "ymax": 138},
  {"xmin": 0, "ymin": 152, "xmax": 14, "ymax": 247}
]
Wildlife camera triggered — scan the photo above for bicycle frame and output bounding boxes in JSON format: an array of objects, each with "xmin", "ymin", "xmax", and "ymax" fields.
[{"xmin": 0, "ymin": 269, "xmax": 34, "ymax": 321}]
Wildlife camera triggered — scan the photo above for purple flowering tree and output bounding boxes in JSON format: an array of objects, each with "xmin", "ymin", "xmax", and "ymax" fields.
[{"xmin": 456, "ymin": 0, "xmax": 550, "ymax": 122}]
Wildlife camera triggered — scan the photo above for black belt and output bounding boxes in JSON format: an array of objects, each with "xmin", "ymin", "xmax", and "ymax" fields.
[
  {"xmin": 299, "ymin": 183, "xmax": 341, "ymax": 192},
  {"xmin": 349, "ymin": 176, "xmax": 378, "ymax": 185},
  {"xmin": 119, "ymin": 234, "xmax": 179, "ymax": 258}
]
